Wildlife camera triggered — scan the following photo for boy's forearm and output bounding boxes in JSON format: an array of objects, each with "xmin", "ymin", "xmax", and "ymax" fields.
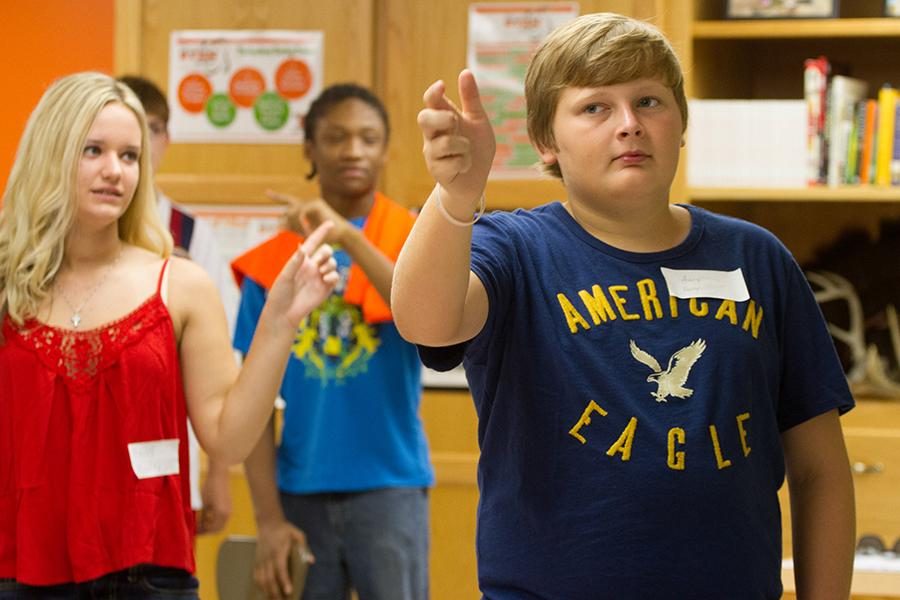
[
  {"xmin": 244, "ymin": 415, "xmax": 288, "ymax": 526},
  {"xmin": 392, "ymin": 186, "xmax": 479, "ymax": 345},
  {"xmin": 789, "ymin": 460, "xmax": 855, "ymax": 599},
  {"xmin": 340, "ymin": 226, "xmax": 395, "ymax": 304}
]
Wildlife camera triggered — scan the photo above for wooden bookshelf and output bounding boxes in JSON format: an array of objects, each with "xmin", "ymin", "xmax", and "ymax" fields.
[
  {"xmin": 676, "ymin": 0, "xmax": 900, "ymax": 243},
  {"xmin": 674, "ymin": 5, "xmax": 900, "ymax": 596},
  {"xmin": 688, "ymin": 186, "xmax": 900, "ymax": 202},
  {"xmin": 693, "ymin": 18, "xmax": 900, "ymax": 39}
]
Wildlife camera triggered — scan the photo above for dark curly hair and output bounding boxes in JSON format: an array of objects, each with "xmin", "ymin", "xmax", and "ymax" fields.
[{"xmin": 303, "ymin": 83, "xmax": 389, "ymax": 180}]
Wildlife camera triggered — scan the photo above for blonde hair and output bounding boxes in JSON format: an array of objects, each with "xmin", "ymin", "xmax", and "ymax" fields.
[
  {"xmin": 525, "ymin": 12, "xmax": 688, "ymax": 179},
  {"xmin": 0, "ymin": 71, "xmax": 172, "ymax": 326}
]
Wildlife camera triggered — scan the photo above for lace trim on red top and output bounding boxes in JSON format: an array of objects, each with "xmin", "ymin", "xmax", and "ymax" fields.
[{"xmin": 3, "ymin": 295, "xmax": 173, "ymax": 388}]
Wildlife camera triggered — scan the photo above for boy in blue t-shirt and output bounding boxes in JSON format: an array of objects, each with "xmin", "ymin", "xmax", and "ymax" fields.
[
  {"xmin": 233, "ymin": 84, "xmax": 433, "ymax": 600},
  {"xmin": 391, "ymin": 12, "xmax": 855, "ymax": 600}
]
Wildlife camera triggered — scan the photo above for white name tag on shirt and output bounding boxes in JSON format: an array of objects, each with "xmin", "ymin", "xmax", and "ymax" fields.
[
  {"xmin": 128, "ymin": 439, "xmax": 180, "ymax": 479},
  {"xmin": 661, "ymin": 267, "xmax": 750, "ymax": 301}
]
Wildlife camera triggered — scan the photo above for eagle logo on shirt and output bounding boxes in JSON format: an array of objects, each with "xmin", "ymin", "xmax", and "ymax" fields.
[{"xmin": 629, "ymin": 339, "xmax": 707, "ymax": 402}]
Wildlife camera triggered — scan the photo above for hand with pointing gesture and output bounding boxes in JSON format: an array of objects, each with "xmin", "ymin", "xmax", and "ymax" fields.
[
  {"xmin": 418, "ymin": 69, "xmax": 496, "ymax": 208},
  {"xmin": 264, "ymin": 220, "xmax": 339, "ymax": 328},
  {"xmin": 267, "ymin": 189, "xmax": 350, "ymax": 245}
]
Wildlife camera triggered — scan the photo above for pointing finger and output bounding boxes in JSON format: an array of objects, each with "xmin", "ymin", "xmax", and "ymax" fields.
[
  {"xmin": 300, "ymin": 220, "xmax": 334, "ymax": 254},
  {"xmin": 458, "ymin": 69, "xmax": 487, "ymax": 119}
]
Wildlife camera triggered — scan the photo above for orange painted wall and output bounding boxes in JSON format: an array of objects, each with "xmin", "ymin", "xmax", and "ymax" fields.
[{"xmin": 0, "ymin": 1, "xmax": 114, "ymax": 193}]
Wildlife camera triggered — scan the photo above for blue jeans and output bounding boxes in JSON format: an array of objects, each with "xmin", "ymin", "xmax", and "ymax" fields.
[
  {"xmin": 0, "ymin": 565, "xmax": 198, "ymax": 599},
  {"xmin": 280, "ymin": 487, "xmax": 429, "ymax": 600}
]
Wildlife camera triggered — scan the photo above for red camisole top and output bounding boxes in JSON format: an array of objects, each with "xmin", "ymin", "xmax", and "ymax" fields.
[{"xmin": 0, "ymin": 260, "xmax": 195, "ymax": 585}]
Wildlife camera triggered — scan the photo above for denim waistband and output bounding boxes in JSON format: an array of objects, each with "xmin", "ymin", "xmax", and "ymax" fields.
[{"xmin": 0, "ymin": 565, "xmax": 190, "ymax": 585}]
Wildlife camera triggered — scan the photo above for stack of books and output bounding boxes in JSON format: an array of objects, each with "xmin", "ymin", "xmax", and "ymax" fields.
[{"xmin": 805, "ymin": 55, "xmax": 899, "ymax": 187}]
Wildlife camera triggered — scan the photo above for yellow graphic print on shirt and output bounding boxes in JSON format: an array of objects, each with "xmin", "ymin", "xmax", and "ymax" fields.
[
  {"xmin": 559, "ymin": 274, "xmax": 761, "ymax": 471},
  {"xmin": 556, "ymin": 277, "xmax": 764, "ymax": 339},
  {"xmin": 290, "ymin": 293, "xmax": 381, "ymax": 384},
  {"xmin": 567, "ymin": 335, "xmax": 753, "ymax": 470}
]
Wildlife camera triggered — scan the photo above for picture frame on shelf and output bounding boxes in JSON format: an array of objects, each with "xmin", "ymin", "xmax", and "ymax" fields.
[
  {"xmin": 725, "ymin": 0, "xmax": 839, "ymax": 19},
  {"xmin": 887, "ymin": 0, "xmax": 900, "ymax": 17}
]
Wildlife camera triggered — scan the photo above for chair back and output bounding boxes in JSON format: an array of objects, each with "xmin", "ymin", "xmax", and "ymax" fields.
[{"xmin": 216, "ymin": 535, "xmax": 308, "ymax": 600}]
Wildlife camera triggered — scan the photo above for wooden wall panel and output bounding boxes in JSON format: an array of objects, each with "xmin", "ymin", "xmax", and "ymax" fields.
[{"xmin": 418, "ymin": 389, "xmax": 480, "ymax": 600}]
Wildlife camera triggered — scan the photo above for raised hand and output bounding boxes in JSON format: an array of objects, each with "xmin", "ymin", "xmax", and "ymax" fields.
[
  {"xmin": 266, "ymin": 220, "xmax": 339, "ymax": 328},
  {"xmin": 418, "ymin": 69, "xmax": 496, "ymax": 206},
  {"xmin": 266, "ymin": 189, "xmax": 350, "ymax": 244}
]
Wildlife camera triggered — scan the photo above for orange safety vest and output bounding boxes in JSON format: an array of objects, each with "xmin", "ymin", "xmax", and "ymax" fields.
[{"xmin": 230, "ymin": 192, "xmax": 416, "ymax": 324}]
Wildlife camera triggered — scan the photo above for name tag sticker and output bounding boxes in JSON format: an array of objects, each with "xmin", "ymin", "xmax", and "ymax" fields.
[
  {"xmin": 661, "ymin": 267, "xmax": 750, "ymax": 301},
  {"xmin": 128, "ymin": 439, "xmax": 180, "ymax": 479}
]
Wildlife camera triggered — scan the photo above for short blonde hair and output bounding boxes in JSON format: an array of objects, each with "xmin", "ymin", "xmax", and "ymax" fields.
[
  {"xmin": 525, "ymin": 12, "xmax": 688, "ymax": 179},
  {"xmin": 0, "ymin": 71, "xmax": 172, "ymax": 325}
]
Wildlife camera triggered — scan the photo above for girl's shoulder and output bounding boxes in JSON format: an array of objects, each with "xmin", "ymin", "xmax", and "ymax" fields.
[
  {"xmin": 119, "ymin": 244, "xmax": 212, "ymax": 287},
  {"xmin": 167, "ymin": 253, "xmax": 217, "ymax": 290}
]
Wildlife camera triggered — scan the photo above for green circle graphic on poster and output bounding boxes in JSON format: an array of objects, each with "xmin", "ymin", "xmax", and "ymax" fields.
[
  {"xmin": 205, "ymin": 93, "xmax": 237, "ymax": 128},
  {"xmin": 254, "ymin": 91, "xmax": 290, "ymax": 131}
]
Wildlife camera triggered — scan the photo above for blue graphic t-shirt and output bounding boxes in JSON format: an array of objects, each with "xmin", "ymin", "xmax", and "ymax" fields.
[
  {"xmin": 234, "ymin": 225, "xmax": 433, "ymax": 493},
  {"xmin": 421, "ymin": 203, "xmax": 853, "ymax": 600}
]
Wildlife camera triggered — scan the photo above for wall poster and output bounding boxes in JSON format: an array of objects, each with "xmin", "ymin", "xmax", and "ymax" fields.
[
  {"xmin": 467, "ymin": 2, "xmax": 579, "ymax": 178},
  {"xmin": 168, "ymin": 30, "xmax": 323, "ymax": 143}
]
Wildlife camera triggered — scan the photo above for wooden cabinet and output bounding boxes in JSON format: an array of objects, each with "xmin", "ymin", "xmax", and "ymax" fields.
[
  {"xmin": 780, "ymin": 399, "xmax": 900, "ymax": 599},
  {"xmin": 845, "ymin": 401, "xmax": 900, "ymax": 547}
]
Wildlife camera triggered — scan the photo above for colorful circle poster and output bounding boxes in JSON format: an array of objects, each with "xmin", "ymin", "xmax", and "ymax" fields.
[{"xmin": 168, "ymin": 30, "xmax": 322, "ymax": 143}]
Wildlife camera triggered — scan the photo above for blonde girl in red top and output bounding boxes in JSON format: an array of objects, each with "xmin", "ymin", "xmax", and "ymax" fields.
[{"xmin": 0, "ymin": 71, "xmax": 338, "ymax": 597}]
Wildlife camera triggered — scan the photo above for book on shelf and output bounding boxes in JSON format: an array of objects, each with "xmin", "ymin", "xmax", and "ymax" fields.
[
  {"xmin": 859, "ymin": 99, "xmax": 878, "ymax": 185},
  {"xmin": 893, "ymin": 102, "xmax": 900, "ymax": 184},
  {"xmin": 801, "ymin": 55, "xmax": 900, "ymax": 189},
  {"xmin": 844, "ymin": 100, "xmax": 865, "ymax": 184},
  {"xmin": 804, "ymin": 56, "xmax": 830, "ymax": 185},
  {"xmin": 875, "ymin": 85, "xmax": 898, "ymax": 186},
  {"xmin": 826, "ymin": 75, "xmax": 868, "ymax": 187}
]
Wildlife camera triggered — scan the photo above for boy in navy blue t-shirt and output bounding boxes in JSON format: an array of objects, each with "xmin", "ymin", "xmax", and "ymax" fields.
[{"xmin": 392, "ymin": 12, "xmax": 855, "ymax": 600}]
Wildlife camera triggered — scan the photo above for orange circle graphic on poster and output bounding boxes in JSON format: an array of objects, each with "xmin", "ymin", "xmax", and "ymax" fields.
[
  {"xmin": 178, "ymin": 73, "xmax": 213, "ymax": 113},
  {"xmin": 229, "ymin": 67, "xmax": 266, "ymax": 108},
  {"xmin": 275, "ymin": 59, "xmax": 312, "ymax": 100}
]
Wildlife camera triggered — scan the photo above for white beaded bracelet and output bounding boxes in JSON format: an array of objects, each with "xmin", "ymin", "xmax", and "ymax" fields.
[{"xmin": 434, "ymin": 184, "xmax": 486, "ymax": 227}]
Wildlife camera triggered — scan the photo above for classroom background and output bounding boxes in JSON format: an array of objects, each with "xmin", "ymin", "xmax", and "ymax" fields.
[{"xmin": 3, "ymin": 1, "xmax": 899, "ymax": 598}]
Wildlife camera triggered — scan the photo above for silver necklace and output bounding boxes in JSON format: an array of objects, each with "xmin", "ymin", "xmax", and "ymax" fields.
[{"xmin": 56, "ymin": 248, "xmax": 123, "ymax": 329}]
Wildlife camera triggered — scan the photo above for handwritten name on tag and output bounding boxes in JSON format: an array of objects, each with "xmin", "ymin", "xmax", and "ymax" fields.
[
  {"xmin": 661, "ymin": 267, "xmax": 750, "ymax": 301},
  {"xmin": 128, "ymin": 439, "xmax": 180, "ymax": 479}
]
